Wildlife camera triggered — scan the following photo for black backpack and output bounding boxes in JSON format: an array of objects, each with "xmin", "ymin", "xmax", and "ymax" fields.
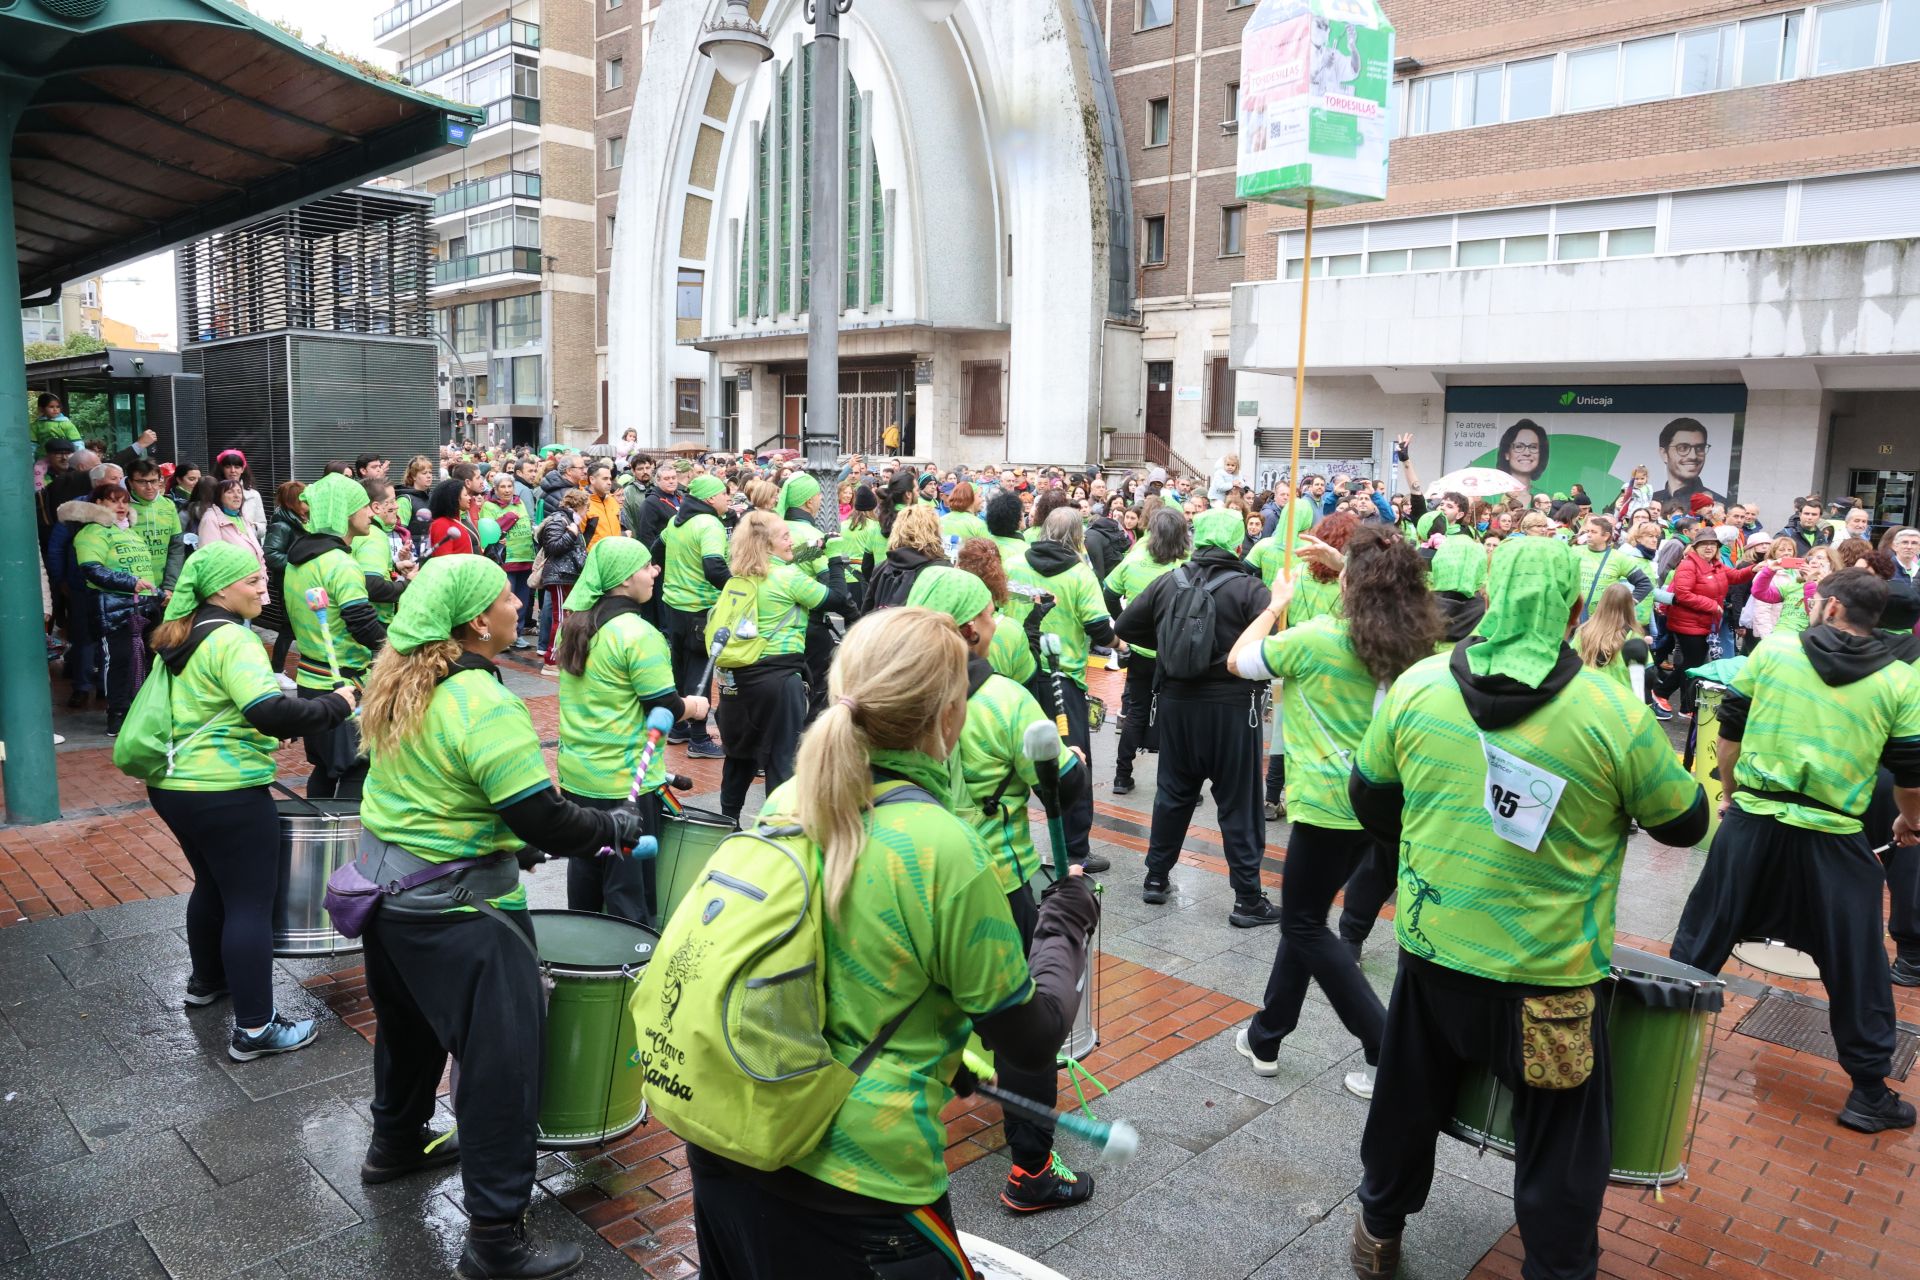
[{"xmin": 1154, "ymin": 565, "xmax": 1234, "ymax": 680}]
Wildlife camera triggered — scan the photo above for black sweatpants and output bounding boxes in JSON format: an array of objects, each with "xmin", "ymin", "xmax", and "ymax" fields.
[
  {"xmin": 1248, "ymin": 822, "xmax": 1385, "ymax": 1063},
  {"xmin": 802, "ymin": 618, "xmax": 834, "ymax": 725},
  {"xmin": 1359, "ymin": 952, "xmax": 1613, "ymax": 1280},
  {"xmin": 665, "ymin": 604, "xmax": 714, "ymax": 744},
  {"xmin": 101, "ymin": 623, "xmax": 135, "ymax": 722},
  {"xmin": 716, "ymin": 664, "xmax": 808, "ymax": 823},
  {"xmin": 149, "ymin": 785, "xmax": 282, "ymax": 1029},
  {"xmin": 363, "ymin": 908, "xmax": 545, "ymax": 1223},
  {"xmin": 997, "ymin": 883, "xmax": 1060, "ymax": 1172},
  {"xmin": 1028, "ymin": 674, "xmax": 1094, "ymax": 865},
  {"xmin": 299, "ymin": 684, "xmax": 366, "ymax": 799},
  {"xmin": 1859, "ymin": 768, "xmax": 1920, "ymax": 964},
  {"xmin": 1141, "ymin": 693, "xmax": 1265, "ymax": 902},
  {"xmin": 1338, "ymin": 842, "xmax": 1397, "ymax": 949},
  {"xmin": 1653, "ymin": 631, "xmax": 1711, "ymax": 712},
  {"xmin": 1673, "ymin": 805, "xmax": 1897, "ymax": 1085},
  {"xmin": 689, "ymin": 1149, "xmax": 964, "ymax": 1279},
  {"xmin": 1113, "ymin": 653, "xmax": 1158, "ymax": 782},
  {"xmin": 1265, "ymin": 754, "xmax": 1286, "ymax": 808},
  {"xmin": 562, "ymin": 791, "xmax": 661, "ymax": 926}
]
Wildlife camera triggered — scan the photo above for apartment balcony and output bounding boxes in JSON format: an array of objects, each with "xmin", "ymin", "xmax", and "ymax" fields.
[
  {"xmin": 431, "ymin": 171, "xmax": 541, "ymax": 224},
  {"xmin": 398, "ymin": 20, "xmax": 538, "ymax": 89},
  {"xmin": 372, "ymin": 0, "xmax": 484, "ymax": 55},
  {"xmin": 430, "ymin": 246, "xmax": 541, "ymax": 295}
]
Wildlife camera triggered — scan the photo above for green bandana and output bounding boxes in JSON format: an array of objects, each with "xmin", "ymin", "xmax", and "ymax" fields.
[
  {"xmin": 779, "ymin": 472, "xmax": 821, "ymax": 513},
  {"xmin": 303, "ymin": 472, "xmax": 370, "ymax": 538},
  {"xmin": 1193, "ymin": 508, "xmax": 1244, "ymax": 551},
  {"xmin": 387, "ymin": 556, "xmax": 508, "ymax": 654},
  {"xmin": 1416, "ymin": 510, "xmax": 1444, "ymax": 539},
  {"xmin": 1284, "ymin": 498, "xmax": 1316, "ymax": 536},
  {"xmin": 905, "ymin": 566, "xmax": 992, "ymax": 627},
  {"xmin": 1467, "ymin": 538, "xmax": 1578, "ymax": 687},
  {"xmin": 565, "ymin": 537, "xmax": 651, "ymax": 612},
  {"xmin": 162, "ymin": 543, "xmax": 259, "ymax": 621},
  {"xmin": 1428, "ymin": 534, "xmax": 1487, "ymax": 596},
  {"xmin": 686, "ymin": 474, "xmax": 725, "ymax": 502}
]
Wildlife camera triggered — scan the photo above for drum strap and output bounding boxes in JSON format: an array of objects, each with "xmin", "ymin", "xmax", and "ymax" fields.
[{"xmin": 1732, "ymin": 784, "xmax": 1859, "ymax": 819}]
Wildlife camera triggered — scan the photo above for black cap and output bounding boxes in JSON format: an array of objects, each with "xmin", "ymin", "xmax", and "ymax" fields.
[
  {"xmin": 44, "ymin": 438, "xmax": 75, "ymax": 454},
  {"xmin": 853, "ymin": 486, "xmax": 878, "ymax": 513}
]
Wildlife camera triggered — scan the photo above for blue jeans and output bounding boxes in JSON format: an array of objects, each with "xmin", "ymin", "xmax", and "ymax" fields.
[{"xmin": 507, "ymin": 568, "xmax": 532, "ymax": 632}]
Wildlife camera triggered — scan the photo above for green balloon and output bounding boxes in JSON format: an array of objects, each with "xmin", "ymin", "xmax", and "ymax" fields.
[{"xmin": 477, "ymin": 516, "xmax": 503, "ymax": 549}]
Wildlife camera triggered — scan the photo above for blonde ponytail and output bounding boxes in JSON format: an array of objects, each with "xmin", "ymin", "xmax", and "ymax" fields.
[
  {"xmin": 358, "ymin": 639, "xmax": 462, "ymax": 757},
  {"xmin": 794, "ymin": 607, "xmax": 968, "ymax": 918}
]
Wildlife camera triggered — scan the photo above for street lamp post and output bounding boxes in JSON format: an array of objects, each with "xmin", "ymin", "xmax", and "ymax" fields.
[{"xmin": 702, "ymin": 0, "xmax": 956, "ymax": 532}]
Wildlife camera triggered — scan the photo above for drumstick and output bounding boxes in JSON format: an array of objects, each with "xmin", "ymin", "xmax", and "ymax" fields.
[
  {"xmin": 1040, "ymin": 632, "xmax": 1069, "ymax": 738},
  {"xmin": 960, "ymin": 1049, "xmax": 1137, "ymax": 1165},
  {"xmin": 597, "ymin": 707, "xmax": 675, "ymax": 860},
  {"xmin": 303, "ymin": 587, "xmax": 355, "ymax": 711},
  {"xmin": 695, "ymin": 627, "xmax": 732, "ymax": 695},
  {"xmin": 1025, "ymin": 720, "xmax": 1069, "ymax": 882}
]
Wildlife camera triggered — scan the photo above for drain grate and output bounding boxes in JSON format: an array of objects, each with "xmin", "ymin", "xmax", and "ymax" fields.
[{"xmin": 1733, "ymin": 991, "xmax": 1919, "ymax": 1081}]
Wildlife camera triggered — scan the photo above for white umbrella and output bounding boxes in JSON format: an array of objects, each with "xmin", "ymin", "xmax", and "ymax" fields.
[{"xmin": 1426, "ymin": 467, "xmax": 1531, "ymax": 499}]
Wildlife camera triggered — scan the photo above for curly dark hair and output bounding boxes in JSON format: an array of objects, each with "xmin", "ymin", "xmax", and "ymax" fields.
[
  {"xmin": 1342, "ymin": 525, "xmax": 1441, "ymax": 685},
  {"xmin": 955, "ymin": 537, "xmax": 1009, "ymax": 606},
  {"xmin": 1306, "ymin": 512, "xmax": 1360, "ymax": 584}
]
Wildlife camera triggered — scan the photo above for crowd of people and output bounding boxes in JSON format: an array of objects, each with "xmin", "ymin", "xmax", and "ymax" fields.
[{"xmin": 28, "ymin": 406, "xmax": 1919, "ymax": 1280}]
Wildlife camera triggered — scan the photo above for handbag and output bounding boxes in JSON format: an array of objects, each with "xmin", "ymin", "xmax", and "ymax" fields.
[
  {"xmin": 323, "ymin": 848, "xmax": 514, "ymax": 939},
  {"xmin": 528, "ymin": 546, "xmax": 548, "ymax": 590}
]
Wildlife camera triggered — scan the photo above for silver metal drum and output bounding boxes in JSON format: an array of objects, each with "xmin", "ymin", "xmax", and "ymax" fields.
[
  {"xmin": 272, "ymin": 797, "xmax": 364, "ymax": 957},
  {"xmin": 1031, "ymin": 867, "xmax": 1099, "ymax": 1063}
]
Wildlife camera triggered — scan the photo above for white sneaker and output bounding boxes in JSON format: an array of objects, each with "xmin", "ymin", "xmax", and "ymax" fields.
[
  {"xmin": 1234, "ymin": 1026, "xmax": 1279, "ymax": 1077},
  {"xmin": 1344, "ymin": 1069, "xmax": 1376, "ymax": 1101},
  {"xmin": 275, "ymin": 673, "xmax": 297, "ymax": 693}
]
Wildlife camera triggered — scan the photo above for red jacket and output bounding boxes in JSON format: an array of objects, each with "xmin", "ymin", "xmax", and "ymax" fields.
[{"xmin": 1664, "ymin": 552, "xmax": 1756, "ymax": 636}]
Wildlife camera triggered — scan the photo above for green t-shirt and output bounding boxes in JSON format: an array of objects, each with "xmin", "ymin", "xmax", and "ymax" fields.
[
  {"xmin": 1289, "ymin": 576, "xmax": 1340, "ymax": 627},
  {"xmin": 557, "ymin": 612, "xmax": 677, "ymax": 799},
  {"xmin": 1004, "ymin": 556, "xmax": 1108, "ymax": 689},
  {"xmin": 761, "ymin": 764, "xmax": 1031, "ymax": 1206},
  {"xmin": 1354, "ymin": 652, "xmax": 1700, "ymax": 986},
  {"xmin": 1245, "ymin": 536, "xmax": 1286, "ymax": 588},
  {"xmin": 1254, "ymin": 618, "xmax": 1378, "ymax": 830},
  {"xmin": 128, "ymin": 495, "xmax": 181, "ymax": 586},
  {"xmin": 661, "ymin": 510, "xmax": 727, "ymax": 611},
  {"xmin": 1728, "ymin": 633, "xmax": 1920, "ymax": 835},
  {"xmin": 835, "ymin": 519, "xmax": 889, "ymax": 577},
  {"xmin": 959, "ymin": 672, "xmax": 1069, "ymax": 892},
  {"xmin": 992, "ymin": 534, "xmax": 1028, "ymax": 565},
  {"xmin": 783, "ymin": 518, "xmax": 828, "ymax": 579},
  {"xmin": 352, "ymin": 524, "xmax": 398, "ymax": 625},
  {"xmin": 482, "ymin": 499, "xmax": 537, "ymax": 564},
  {"xmin": 1571, "ymin": 544, "xmax": 1637, "ymax": 611},
  {"xmin": 1772, "ymin": 571, "xmax": 1810, "ymax": 636},
  {"xmin": 284, "ymin": 547, "xmax": 373, "ymax": 688},
  {"xmin": 1104, "ymin": 543, "xmax": 1183, "ymax": 659},
  {"xmin": 147, "ymin": 623, "xmax": 285, "ymax": 792},
  {"xmin": 987, "ymin": 613, "xmax": 1036, "ymax": 685},
  {"xmin": 939, "ymin": 511, "xmax": 990, "ymax": 545},
  {"xmin": 746, "ymin": 561, "xmax": 826, "ymax": 658},
  {"xmin": 360, "ymin": 667, "xmax": 554, "ymax": 910},
  {"xmin": 74, "ymin": 522, "xmax": 151, "ymax": 591}
]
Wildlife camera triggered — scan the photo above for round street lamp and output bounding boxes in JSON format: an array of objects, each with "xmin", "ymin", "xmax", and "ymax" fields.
[{"xmin": 699, "ymin": 0, "xmax": 773, "ymax": 86}]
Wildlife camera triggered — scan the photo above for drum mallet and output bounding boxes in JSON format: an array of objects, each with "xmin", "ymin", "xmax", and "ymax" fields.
[
  {"xmin": 1040, "ymin": 632, "xmax": 1070, "ymax": 739},
  {"xmin": 302, "ymin": 587, "xmax": 356, "ymax": 712},
  {"xmin": 960, "ymin": 1048, "xmax": 1137, "ymax": 1165},
  {"xmin": 1025, "ymin": 720, "xmax": 1071, "ymax": 882},
  {"xmin": 696, "ymin": 627, "xmax": 732, "ymax": 695},
  {"xmin": 596, "ymin": 707, "xmax": 676, "ymax": 860}
]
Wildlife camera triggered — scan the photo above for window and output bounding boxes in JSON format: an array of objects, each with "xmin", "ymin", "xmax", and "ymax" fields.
[
  {"xmin": 1221, "ymin": 205, "xmax": 1245, "ymax": 257},
  {"xmin": 1282, "ymin": 253, "xmax": 1363, "ymax": 279},
  {"xmin": 1205, "ymin": 356, "xmax": 1235, "ymax": 433},
  {"xmin": 1367, "ymin": 249, "xmax": 1408, "ymax": 273},
  {"xmin": 605, "ymin": 135, "xmax": 625, "ymax": 168},
  {"xmin": 1502, "ymin": 235, "xmax": 1549, "ymax": 264},
  {"xmin": 675, "ymin": 379, "xmax": 702, "ymax": 433},
  {"xmin": 964, "ymin": 363, "xmax": 1004, "ymax": 434},
  {"xmin": 1143, "ymin": 215, "xmax": 1166, "ymax": 265},
  {"xmin": 467, "ymin": 207, "xmax": 539, "ymax": 253},
  {"xmin": 1738, "ymin": 12, "xmax": 1803, "ymax": 84},
  {"xmin": 606, "ymin": 57, "xmax": 624, "ymax": 90},
  {"xmin": 1147, "ymin": 97, "xmax": 1170, "ymax": 147},
  {"xmin": 1565, "ymin": 46, "xmax": 1618, "ymax": 110},
  {"xmin": 1679, "ymin": 26, "xmax": 1735, "ymax": 94},
  {"xmin": 452, "ymin": 302, "xmax": 489, "ymax": 353},
  {"xmin": 1621, "ymin": 34, "xmax": 1675, "ymax": 101},
  {"xmin": 1458, "ymin": 238, "xmax": 1501, "ymax": 268},
  {"xmin": 1505, "ymin": 57, "xmax": 1553, "ymax": 120},
  {"xmin": 1607, "ymin": 226, "xmax": 1656, "ymax": 256},
  {"xmin": 1139, "ymin": 0, "xmax": 1172, "ymax": 30},
  {"xmin": 1464, "ymin": 66, "xmax": 1502, "ymax": 125},
  {"xmin": 1224, "ymin": 81, "xmax": 1241, "ymax": 124},
  {"xmin": 494, "ymin": 294, "xmax": 541, "ymax": 347},
  {"xmin": 676, "ymin": 267, "xmax": 704, "ymax": 323},
  {"xmin": 607, "ymin": 0, "xmax": 622, "ymax": 7},
  {"xmin": 80, "ymin": 281, "xmax": 98, "ymax": 307},
  {"xmin": 1815, "ymin": 0, "xmax": 1880, "ymax": 73},
  {"xmin": 1556, "ymin": 232, "xmax": 1601, "ymax": 261},
  {"xmin": 1889, "ymin": 0, "xmax": 1920, "ymax": 61},
  {"xmin": 1410, "ymin": 245, "xmax": 1452, "ymax": 270},
  {"xmin": 489, "ymin": 354, "xmax": 542, "ymax": 406},
  {"xmin": 605, "ymin": 214, "xmax": 617, "ymax": 243}
]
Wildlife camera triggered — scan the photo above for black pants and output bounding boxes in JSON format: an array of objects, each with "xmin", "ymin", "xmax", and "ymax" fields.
[
  {"xmin": 1265, "ymin": 753, "xmax": 1285, "ymax": 807},
  {"xmin": 1113, "ymin": 653, "xmax": 1158, "ymax": 781},
  {"xmin": 689, "ymin": 1153, "xmax": 963, "ymax": 1279},
  {"xmin": 1653, "ymin": 632, "xmax": 1710, "ymax": 711},
  {"xmin": 1673, "ymin": 805, "xmax": 1897, "ymax": 1085},
  {"xmin": 269, "ymin": 625, "xmax": 295, "ymax": 676},
  {"xmin": 665, "ymin": 604, "xmax": 714, "ymax": 744},
  {"xmin": 1359, "ymin": 953, "xmax": 1613, "ymax": 1280},
  {"xmin": 1338, "ymin": 842, "xmax": 1396, "ymax": 948},
  {"xmin": 1141, "ymin": 694, "xmax": 1265, "ymax": 901},
  {"xmin": 299, "ymin": 683, "xmax": 366, "ymax": 799},
  {"xmin": 802, "ymin": 617, "xmax": 834, "ymax": 725},
  {"xmin": 1248, "ymin": 822, "xmax": 1385, "ymax": 1062},
  {"xmin": 716, "ymin": 664, "xmax": 807, "ymax": 822},
  {"xmin": 101, "ymin": 622, "xmax": 135, "ymax": 720},
  {"xmin": 1860, "ymin": 768, "xmax": 1920, "ymax": 963},
  {"xmin": 363, "ymin": 908, "xmax": 545, "ymax": 1223},
  {"xmin": 62, "ymin": 586, "xmax": 97, "ymax": 692},
  {"xmin": 562, "ymin": 791, "xmax": 661, "ymax": 926},
  {"xmin": 994, "ymin": 884, "xmax": 1059, "ymax": 1172},
  {"xmin": 149, "ymin": 785, "xmax": 282, "ymax": 1029},
  {"xmin": 1028, "ymin": 674, "xmax": 1094, "ymax": 863}
]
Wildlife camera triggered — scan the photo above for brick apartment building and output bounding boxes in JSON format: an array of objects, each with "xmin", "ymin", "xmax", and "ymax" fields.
[{"xmin": 1234, "ymin": 0, "xmax": 1920, "ymax": 523}]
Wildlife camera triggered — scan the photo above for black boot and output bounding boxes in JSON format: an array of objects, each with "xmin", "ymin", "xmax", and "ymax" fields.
[
  {"xmin": 457, "ymin": 1218, "xmax": 583, "ymax": 1280},
  {"xmin": 360, "ymin": 1126, "xmax": 461, "ymax": 1185}
]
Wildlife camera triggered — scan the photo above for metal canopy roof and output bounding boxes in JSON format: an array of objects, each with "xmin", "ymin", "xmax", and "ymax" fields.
[{"xmin": 7, "ymin": 0, "xmax": 484, "ymax": 300}]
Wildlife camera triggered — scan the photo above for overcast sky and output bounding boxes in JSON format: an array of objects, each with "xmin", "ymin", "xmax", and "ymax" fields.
[{"xmin": 106, "ymin": 0, "xmax": 398, "ymax": 345}]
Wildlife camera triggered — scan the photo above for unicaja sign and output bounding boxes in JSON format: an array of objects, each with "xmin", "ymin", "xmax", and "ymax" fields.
[{"xmin": 1559, "ymin": 391, "xmax": 1615, "ymax": 408}]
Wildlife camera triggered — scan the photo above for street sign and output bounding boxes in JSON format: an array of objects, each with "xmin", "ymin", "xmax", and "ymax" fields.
[{"xmin": 1308, "ymin": 428, "xmax": 1322, "ymax": 448}]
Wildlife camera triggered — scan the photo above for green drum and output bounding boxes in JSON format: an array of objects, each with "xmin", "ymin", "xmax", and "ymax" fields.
[
  {"xmin": 1445, "ymin": 945, "xmax": 1724, "ymax": 1186},
  {"xmin": 654, "ymin": 806, "xmax": 736, "ymax": 929},
  {"xmin": 532, "ymin": 910, "xmax": 658, "ymax": 1149}
]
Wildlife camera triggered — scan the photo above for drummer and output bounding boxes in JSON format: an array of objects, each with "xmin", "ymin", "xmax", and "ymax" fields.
[
  {"xmin": 1346, "ymin": 537, "xmax": 1704, "ymax": 1280},
  {"xmin": 126, "ymin": 542, "xmax": 356, "ymax": 1060},
  {"xmin": 282, "ymin": 472, "xmax": 386, "ymax": 798},
  {"xmin": 554, "ymin": 537, "xmax": 704, "ymax": 925},
  {"xmin": 353, "ymin": 556, "xmax": 648, "ymax": 1280},
  {"xmin": 907, "ymin": 566, "xmax": 1096, "ymax": 1214}
]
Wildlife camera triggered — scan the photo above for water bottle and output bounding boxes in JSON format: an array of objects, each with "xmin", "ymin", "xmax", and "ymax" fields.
[{"xmin": 946, "ymin": 534, "xmax": 962, "ymax": 563}]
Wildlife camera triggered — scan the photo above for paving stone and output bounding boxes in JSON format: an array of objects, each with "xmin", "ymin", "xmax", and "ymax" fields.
[
  {"xmin": 0, "ymin": 974, "xmax": 158, "ymax": 1049},
  {"xmin": 0, "ymin": 1222, "xmax": 169, "ymax": 1280},
  {"xmin": 1175, "ymin": 946, "xmax": 1280, "ymax": 1003},
  {"xmin": 78, "ymin": 895, "xmax": 189, "ymax": 942},
  {"xmin": 179, "ymin": 1078, "xmax": 371, "ymax": 1186},
  {"xmin": 1175, "ymin": 1026, "xmax": 1330, "ymax": 1107},
  {"xmin": 1431, "ymin": 1132, "xmax": 1517, "ymax": 1199},
  {"xmin": 0, "ymin": 1129, "xmax": 217, "ymax": 1250},
  {"xmin": 1397, "ymin": 1172, "xmax": 1516, "ymax": 1271},
  {"xmin": 0, "ymin": 1196, "xmax": 24, "ymax": 1266},
  {"xmin": 59, "ymin": 1057, "xmax": 250, "ymax": 1151},
  {"xmin": 1095, "ymin": 1063, "xmax": 1271, "ymax": 1154},
  {"xmin": 947, "ymin": 1128, "xmax": 1195, "ymax": 1259},
  {"xmin": 1249, "ymin": 1200, "xmax": 1469, "ymax": 1280},
  {"xmin": 137, "ymin": 1160, "xmax": 360, "ymax": 1280},
  {"xmin": 215, "ymin": 1017, "xmax": 370, "ymax": 1102},
  {"xmin": 1116, "ymin": 907, "xmax": 1245, "ymax": 963},
  {"xmin": 0, "ymin": 1026, "xmax": 130, "ymax": 1097},
  {"xmin": 272, "ymin": 1192, "xmax": 637, "ymax": 1280},
  {"xmin": 0, "ymin": 956, "xmax": 70, "ymax": 1009},
  {"xmin": 0, "ymin": 913, "xmax": 105, "ymax": 963},
  {"xmin": 1096, "ymin": 932, "xmax": 1194, "ymax": 978},
  {"xmin": 46, "ymin": 929, "xmax": 201, "ymax": 990},
  {"xmin": 0, "ymin": 1089, "xmax": 86, "ymax": 1177},
  {"xmin": 104, "ymin": 998, "xmax": 234, "ymax": 1072}
]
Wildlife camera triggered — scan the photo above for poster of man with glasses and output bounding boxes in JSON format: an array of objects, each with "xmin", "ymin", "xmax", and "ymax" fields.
[{"xmin": 1650, "ymin": 417, "xmax": 1726, "ymax": 508}]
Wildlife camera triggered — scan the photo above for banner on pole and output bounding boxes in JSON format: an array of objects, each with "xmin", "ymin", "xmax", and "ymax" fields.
[{"xmin": 1236, "ymin": 0, "xmax": 1395, "ymax": 210}]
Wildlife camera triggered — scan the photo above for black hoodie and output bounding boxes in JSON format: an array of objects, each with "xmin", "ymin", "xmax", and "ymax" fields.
[
  {"xmin": 863, "ymin": 546, "xmax": 940, "ymax": 613},
  {"xmin": 1434, "ymin": 591, "xmax": 1489, "ymax": 646},
  {"xmin": 285, "ymin": 529, "xmax": 388, "ymax": 656},
  {"xmin": 1113, "ymin": 546, "xmax": 1268, "ymax": 703},
  {"xmin": 1020, "ymin": 542, "xmax": 1115, "ymax": 654},
  {"xmin": 1083, "ymin": 516, "xmax": 1128, "ymax": 612}
]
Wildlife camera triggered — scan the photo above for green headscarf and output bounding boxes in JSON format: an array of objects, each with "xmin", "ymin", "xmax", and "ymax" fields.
[
  {"xmin": 1467, "ymin": 538, "xmax": 1579, "ymax": 687},
  {"xmin": 686, "ymin": 474, "xmax": 725, "ymax": 503},
  {"xmin": 1428, "ymin": 534, "xmax": 1487, "ymax": 596},
  {"xmin": 1283, "ymin": 498, "xmax": 1316, "ymax": 536},
  {"xmin": 303, "ymin": 472, "xmax": 370, "ymax": 538},
  {"xmin": 162, "ymin": 543, "xmax": 259, "ymax": 622},
  {"xmin": 779, "ymin": 472, "xmax": 821, "ymax": 514},
  {"xmin": 1193, "ymin": 508, "xmax": 1245, "ymax": 551},
  {"xmin": 905, "ymin": 566, "xmax": 992, "ymax": 627},
  {"xmin": 1416, "ymin": 510, "xmax": 1445, "ymax": 540},
  {"xmin": 387, "ymin": 556, "xmax": 508, "ymax": 654},
  {"xmin": 565, "ymin": 537, "xmax": 651, "ymax": 612}
]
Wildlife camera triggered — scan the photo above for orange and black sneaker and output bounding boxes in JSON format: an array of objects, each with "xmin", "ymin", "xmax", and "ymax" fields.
[{"xmin": 1000, "ymin": 1153, "xmax": 1096, "ymax": 1213}]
